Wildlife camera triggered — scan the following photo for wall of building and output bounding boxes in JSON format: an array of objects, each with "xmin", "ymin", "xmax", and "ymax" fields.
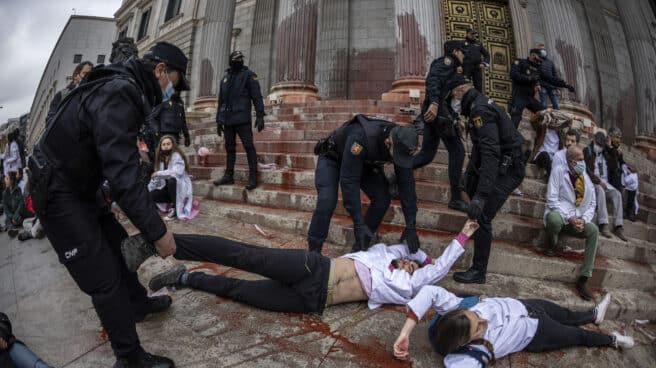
[{"xmin": 27, "ymin": 16, "xmax": 116, "ymax": 148}]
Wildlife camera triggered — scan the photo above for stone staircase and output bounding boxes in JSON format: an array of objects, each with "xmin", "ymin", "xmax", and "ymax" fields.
[{"xmin": 184, "ymin": 100, "xmax": 656, "ymax": 320}]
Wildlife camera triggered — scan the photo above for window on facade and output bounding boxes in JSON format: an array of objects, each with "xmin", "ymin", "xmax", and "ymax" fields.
[
  {"xmin": 138, "ymin": 8, "xmax": 151, "ymax": 40},
  {"xmin": 73, "ymin": 54, "xmax": 82, "ymax": 63},
  {"xmin": 118, "ymin": 28, "xmax": 127, "ymax": 39},
  {"xmin": 165, "ymin": 0, "xmax": 182, "ymax": 22},
  {"xmin": 97, "ymin": 55, "xmax": 106, "ymax": 64}
]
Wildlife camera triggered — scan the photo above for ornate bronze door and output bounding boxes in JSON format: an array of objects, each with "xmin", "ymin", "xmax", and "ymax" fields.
[{"xmin": 443, "ymin": 0, "xmax": 515, "ymax": 108}]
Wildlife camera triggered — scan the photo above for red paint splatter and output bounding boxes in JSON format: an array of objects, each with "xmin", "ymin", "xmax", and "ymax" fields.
[{"xmin": 100, "ymin": 327, "xmax": 108, "ymax": 341}]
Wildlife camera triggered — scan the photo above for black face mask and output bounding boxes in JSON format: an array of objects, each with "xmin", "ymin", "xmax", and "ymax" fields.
[
  {"xmin": 230, "ymin": 60, "xmax": 244, "ymax": 71},
  {"xmin": 161, "ymin": 149, "xmax": 172, "ymax": 156}
]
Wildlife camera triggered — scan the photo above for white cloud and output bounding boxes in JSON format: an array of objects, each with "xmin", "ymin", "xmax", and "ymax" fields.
[{"xmin": 0, "ymin": 0, "xmax": 122, "ymax": 124}]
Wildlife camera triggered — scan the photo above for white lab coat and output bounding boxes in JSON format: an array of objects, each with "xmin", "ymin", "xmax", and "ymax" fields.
[
  {"xmin": 544, "ymin": 164, "xmax": 596, "ymax": 225},
  {"xmin": 2, "ymin": 141, "xmax": 22, "ymax": 174},
  {"xmin": 148, "ymin": 152, "xmax": 195, "ymax": 220}
]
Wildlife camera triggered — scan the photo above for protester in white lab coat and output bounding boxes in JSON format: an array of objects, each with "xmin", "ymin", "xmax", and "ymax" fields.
[{"xmin": 550, "ymin": 129, "xmax": 581, "ymax": 171}]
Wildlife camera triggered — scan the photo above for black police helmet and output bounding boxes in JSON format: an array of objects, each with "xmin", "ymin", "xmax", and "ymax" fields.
[
  {"xmin": 230, "ymin": 50, "xmax": 245, "ymax": 61},
  {"xmin": 466, "ymin": 28, "xmax": 478, "ymax": 35},
  {"xmin": 146, "ymin": 42, "xmax": 190, "ymax": 91},
  {"xmin": 444, "ymin": 40, "xmax": 464, "ymax": 55},
  {"xmin": 390, "ymin": 125, "xmax": 418, "ymax": 169},
  {"xmin": 446, "ymin": 74, "xmax": 472, "ymax": 92}
]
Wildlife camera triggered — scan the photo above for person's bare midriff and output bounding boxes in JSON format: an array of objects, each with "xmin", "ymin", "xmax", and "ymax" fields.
[{"xmin": 329, "ymin": 258, "xmax": 369, "ymax": 305}]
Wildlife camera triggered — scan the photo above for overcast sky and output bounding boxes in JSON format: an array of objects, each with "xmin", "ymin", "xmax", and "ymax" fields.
[{"xmin": 0, "ymin": 0, "xmax": 122, "ymax": 124}]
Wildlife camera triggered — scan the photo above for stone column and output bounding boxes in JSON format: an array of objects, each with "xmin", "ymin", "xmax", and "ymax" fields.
[
  {"xmin": 315, "ymin": 0, "xmax": 350, "ymax": 99},
  {"xmin": 250, "ymin": 0, "xmax": 279, "ymax": 96},
  {"xmin": 269, "ymin": 0, "xmax": 320, "ymax": 103},
  {"xmin": 509, "ymin": 0, "xmax": 532, "ymax": 57},
  {"xmin": 617, "ymin": 0, "xmax": 656, "ymax": 139},
  {"xmin": 193, "ymin": 0, "xmax": 236, "ymax": 111},
  {"xmin": 538, "ymin": 0, "xmax": 592, "ymax": 119},
  {"xmin": 382, "ymin": 0, "xmax": 442, "ymax": 103}
]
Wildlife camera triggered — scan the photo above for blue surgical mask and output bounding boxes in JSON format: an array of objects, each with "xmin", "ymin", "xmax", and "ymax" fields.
[
  {"xmin": 162, "ymin": 80, "xmax": 174, "ymax": 102},
  {"xmin": 540, "ymin": 49, "xmax": 547, "ymax": 58},
  {"xmin": 574, "ymin": 160, "xmax": 585, "ymax": 175}
]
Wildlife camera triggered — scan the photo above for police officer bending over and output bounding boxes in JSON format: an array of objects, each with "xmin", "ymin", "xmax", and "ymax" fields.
[
  {"xmin": 308, "ymin": 114, "xmax": 420, "ymax": 254},
  {"xmin": 446, "ymin": 75, "xmax": 526, "ymax": 284},
  {"xmin": 213, "ymin": 51, "xmax": 265, "ymax": 191},
  {"xmin": 30, "ymin": 42, "xmax": 185, "ymax": 368},
  {"xmin": 414, "ymin": 40, "xmax": 468, "ymax": 213}
]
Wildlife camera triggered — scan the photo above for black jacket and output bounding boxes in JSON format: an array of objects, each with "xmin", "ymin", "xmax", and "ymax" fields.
[
  {"xmin": 462, "ymin": 89, "xmax": 524, "ymax": 198},
  {"xmin": 583, "ymin": 143, "xmax": 624, "ymax": 190},
  {"xmin": 538, "ymin": 58, "xmax": 569, "ymax": 91},
  {"xmin": 216, "ymin": 66, "xmax": 265, "ymax": 126},
  {"xmin": 510, "ymin": 58, "xmax": 541, "ymax": 97},
  {"xmin": 41, "ymin": 58, "xmax": 167, "ymax": 242},
  {"xmin": 331, "ymin": 115, "xmax": 417, "ymax": 228},
  {"xmin": 149, "ymin": 94, "xmax": 190, "ymax": 141},
  {"xmin": 462, "ymin": 39, "xmax": 490, "ymax": 67},
  {"xmin": 46, "ymin": 82, "xmax": 76, "ymax": 122},
  {"xmin": 424, "ymin": 56, "xmax": 460, "ymax": 108},
  {"xmin": 3, "ymin": 186, "xmax": 24, "ymax": 225}
]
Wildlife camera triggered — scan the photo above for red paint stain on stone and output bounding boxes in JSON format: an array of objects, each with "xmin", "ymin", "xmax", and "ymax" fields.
[{"xmin": 100, "ymin": 327, "xmax": 108, "ymax": 341}]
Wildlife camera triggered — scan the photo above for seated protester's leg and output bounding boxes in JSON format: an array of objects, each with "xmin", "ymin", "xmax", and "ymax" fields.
[
  {"xmin": 533, "ymin": 151, "xmax": 552, "ymax": 179},
  {"xmin": 544, "ymin": 210, "xmax": 565, "ymax": 255},
  {"xmin": 521, "ymin": 299, "xmax": 594, "ymax": 326},
  {"xmin": 594, "ymin": 185, "xmax": 609, "ymax": 225},
  {"xmin": 307, "ymin": 156, "xmax": 340, "ymax": 251},
  {"xmin": 412, "ymin": 120, "xmax": 440, "ymax": 169},
  {"xmin": 31, "ymin": 218, "xmax": 45, "ymax": 239},
  {"xmin": 625, "ymin": 190, "xmax": 637, "ymax": 221},
  {"xmin": 165, "ymin": 178, "xmax": 177, "ymax": 207},
  {"xmin": 360, "ymin": 166, "xmax": 391, "ymax": 236},
  {"xmin": 608, "ymin": 186, "xmax": 623, "ymax": 227},
  {"xmin": 173, "ymin": 234, "xmax": 329, "ymax": 285},
  {"xmin": 150, "ymin": 187, "xmax": 172, "ymax": 204},
  {"xmin": 563, "ymin": 222, "xmax": 599, "ymax": 279},
  {"xmin": 9, "ymin": 341, "xmax": 53, "ymax": 368}
]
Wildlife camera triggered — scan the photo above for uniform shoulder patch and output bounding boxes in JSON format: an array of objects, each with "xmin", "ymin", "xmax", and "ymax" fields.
[
  {"xmin": 444, "ymin": 57, "xmax": 452, "ymax": 66},
  {"xmin": 350, "ymin": 142, "xmax": 363, "ymax": 155},
  {"xmin": 473, "ymin": 116, "xmax": 483, "ymax": 129}
]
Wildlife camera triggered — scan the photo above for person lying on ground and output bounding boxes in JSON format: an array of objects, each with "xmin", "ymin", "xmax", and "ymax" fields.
[
  {"xmin": 121, "ymin": 219, "xmax": 479, "ymax": 313},
  {"xmin": 0, "ymin": 312, "xmax": 53, "ymax": 368},
  {"xmin": 393, "ymin": 285, "xmax": 633, "ymax": 367}
]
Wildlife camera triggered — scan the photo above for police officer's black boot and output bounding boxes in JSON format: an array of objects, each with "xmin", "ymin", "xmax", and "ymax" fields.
[
  {"xmin": 213, "ymin": 172, "xmax": 234, "ymax": 186},
  {"xmin": 113, "ymin": 351, "xmax": 175, "ymax": 368},
  {"xmin": 448, "ymin": 186, "xmax": 468, "ymax": 213},
  {"xmin": 453, "ymin": 267, "xmax": 486, "ymax": 284},
  {"xmin": 134, "ymin": 295, "xmax": 173, "ymax": 322},
  {"xmin": 245, "ymin": 169, "xmax": 257, "ymax": 191}
]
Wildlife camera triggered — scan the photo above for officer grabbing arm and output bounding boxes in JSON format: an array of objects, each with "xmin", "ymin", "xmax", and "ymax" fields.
[
  {"xmin": 445, "ymin": 75, "xmax": 526, "ymax": 284},
  {"xmin": 462, "ymin": 28, "xmax": 490, "ymax": 92},
  {"xmin": 213, "ymin": 51, "xmax": 266, "ymax": 190},
  {"xmin": 307, "ymin": 115, "xmax": 420, "ymax": 253}
]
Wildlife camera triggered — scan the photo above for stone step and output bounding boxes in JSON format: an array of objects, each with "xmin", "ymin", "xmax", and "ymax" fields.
[
  {"xmin": 194, "ymin": 182, "xmax": 656, "ymax": 264},
  {"xmin": 201, "ymin": 199, "xmax": 656, "ymax": 291}
]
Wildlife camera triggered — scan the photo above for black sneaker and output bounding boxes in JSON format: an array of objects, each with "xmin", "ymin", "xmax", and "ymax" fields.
[
  {"xmin": 149, "ymin": 264, "xmax": 187, "ymax": 291},
  {"xmin": 453, "ymin": 268, "xmax": 486, "ymax": 284},
  {"xmin": 448, "ymin": 199, "xmax": 469, "ymax": 213},
  {"xmin": 245, "ymin": 172, "xmax": 258, "ymax": 191},
  {"xmin": 576, "ymin": 276, "xmax": 593, "ymax": 301},
  {"xmin": 113, "ymin": 352, "xmax": 175, "ymax": 368},
  {"xmin": 134, "ymin": 295, "xmax": 173, "ymax": 323},
  {"xmin": 8, "ymin": 228, "xmax": 19, "ymax": 238},
  {"xmin": 121, "ymin": 234, "xmax": 157, "ymax": 273},
  {"xmin": 17, "ymin": 231, "xmax": 33, "ymax": 241}
]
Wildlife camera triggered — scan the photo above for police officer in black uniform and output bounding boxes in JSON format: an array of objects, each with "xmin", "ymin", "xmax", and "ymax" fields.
[
  {"xmin": 148, "ymin": 91, "xmax": 191, "ymax": 147},
  {"xmin": 462, "ymin": 28, "xmax": 489, "ymax": 92},
  {"xmin": 32, "ymin": 42, "xmax": 188, "ymax": 368},
  {"xmin": 509, "ymin": 49, "xmax": 545, "ymax": 129},
  {"xmin": 446, "ymin": 75, "xmax": 526, "ymax": 284},
  {"xmin": 213, "ymin": 51, "xmax": 265, "ymax": 191},
  {"xmin": 308, "ymin": 114, "xmax": 420, "ymax": 254},
  {"xmin": 413, "ymin": 40, "xmax": 468, "ymax": 213}
]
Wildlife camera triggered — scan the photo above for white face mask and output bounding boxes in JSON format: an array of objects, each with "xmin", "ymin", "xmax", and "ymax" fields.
[
  {"xmin": 593, "ymin": 143, "xmax": 604, "ymax": 154},
  {"xmin": 450, "ymin": 99, "xmax": 462, "ymax": 114}
]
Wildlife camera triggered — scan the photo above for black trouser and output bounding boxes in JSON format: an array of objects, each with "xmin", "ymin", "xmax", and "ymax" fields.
[
  {"xmin": 464, "ymin": 64, "xmax": 483, "ymax": 92},
  {"xmin": 533, "ymin": 151, "xmax": 553, "ymax": 180},
  {"xmin": 150, "ymin": 178, "xmax": 177, "ymax": 207},
  {"xmin": 412, "ymin": 112, "xmax": 465, "ymax": 199},
  {"xmin": 521, "ymin": 299, "xmax": 613, "ymax": 352},
  {"xmin": 465, "ymin": 154, "xmax": 526, "ymax": 272},
  {"xmin": 509, "ymin": 93, "xmax": 541, "ymax": 129},
  {"xmin": 307, "ymin": 156, "xmax": 391, "ymax": 248},
  {"xmin": 224, "ymin": 123, "xmax": 257, "ymax": 175},
  {"xmin": 40, "ymin": 191, "xmax": 150, "ymax": 359},
  {"xmin": 625, "ymin": 190, "xmax": 637, "ymax": 217},
  {"xmin": 173, "ymin": 234, "xmax": 331, "ymax": 313}
]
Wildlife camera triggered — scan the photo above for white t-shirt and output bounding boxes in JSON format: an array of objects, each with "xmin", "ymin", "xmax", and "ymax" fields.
[{"xmin": 536, "ymin": 128, "xmax": 560, "ymax": 158}]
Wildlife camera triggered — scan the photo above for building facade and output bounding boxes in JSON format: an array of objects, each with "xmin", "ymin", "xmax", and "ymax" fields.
[{"xmin": 27, "ymin": 15, "xmax": 116, "ymax": 148}]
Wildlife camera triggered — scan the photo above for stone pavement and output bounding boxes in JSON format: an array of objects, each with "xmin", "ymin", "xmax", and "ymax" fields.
[{"xmin": 1, "ymin": 208, "xmax": 655, "ymax": 367}]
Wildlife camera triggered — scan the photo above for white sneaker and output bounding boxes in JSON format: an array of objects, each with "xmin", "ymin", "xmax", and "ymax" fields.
[
  {"xmin": 512, "ymin": 188, "xmax": 524, "ymax": 196},
  {"xmin": 164, "ymin": 208, "xmax": 176, "ymax": 221},
  {"xmin": 612, "ymin": 332, "xmax": 635, "ymax": 349},
  {"xmin": 594, "ymin": 293, "xmax": 611, "ymax": 324}
]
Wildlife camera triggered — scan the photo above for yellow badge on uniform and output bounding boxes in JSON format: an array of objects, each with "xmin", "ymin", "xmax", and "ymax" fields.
[
  {"xmin": 473, "ymin": 116, "xmax": 483, "ymax": 129},
  {"xmin": 350, "ymin": 142, "xmax": 363, "ymax": 155},
  {"xmin": 444, "ymin": 57, "xmax": 452, "ymax": 66}
]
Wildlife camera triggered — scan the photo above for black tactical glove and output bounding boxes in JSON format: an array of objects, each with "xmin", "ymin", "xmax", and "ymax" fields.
[
  {"xmin": 184, "ymin": 135, "xmax": 191, "ymax": 147},
  {"xmin": 217, "ymin": 123, "xmax": 224, "ymax": 137},
  {"xmin": 255, "ymin": 116, "xmax": 265, "ymax": 132},
  {"xmin": 400, "ymin": 227, "xmax": 420, "ymax": 253},
  {"xmin": 566, "ymin": 85, "xmax": 576, "ymax": 93},
  {"xmin": 467, "ymin": 196, "xmax": 485, "ymax": 221},
  {"xmin": 352, "ymin": 224, "xmax": 373, "ymax": 252}
]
